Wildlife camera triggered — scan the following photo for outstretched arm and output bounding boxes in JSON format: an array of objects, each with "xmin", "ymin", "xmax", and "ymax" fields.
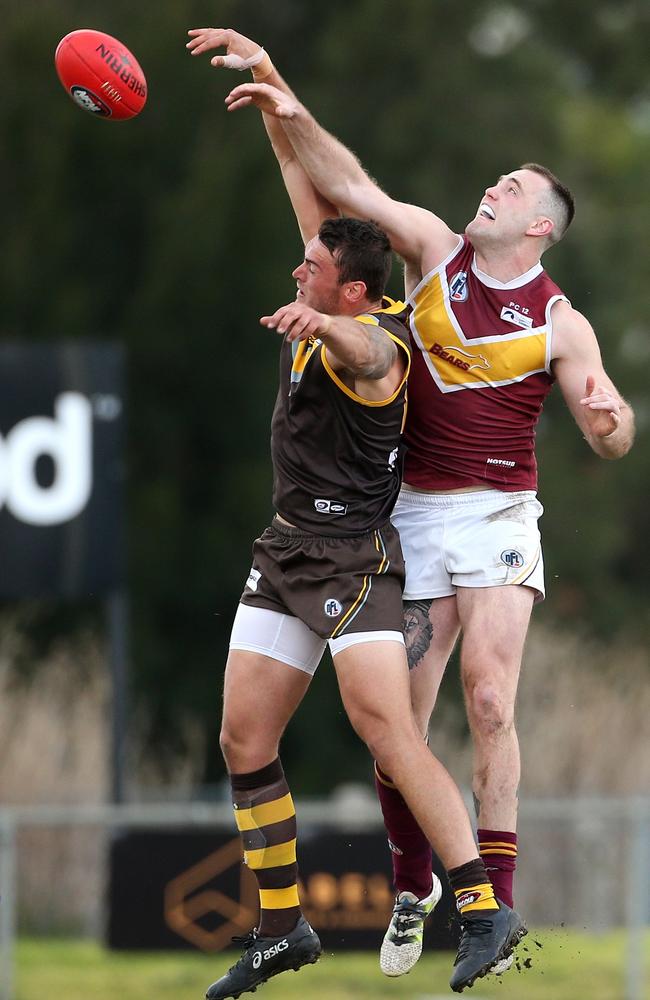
[
  {"xmin": 552, "ymin": 302, "xmax": 635, "ymax": 459},
  {"xmin": 224, "ymin": 81, "xmax": 459, "ymax": 272},
  {"xmin": 260, "ymin": 301, "xmax": 404, "ymax": 397},
  {"xmin": 187, "ymin": 27, "xmax": 336, "ymax": 243}
]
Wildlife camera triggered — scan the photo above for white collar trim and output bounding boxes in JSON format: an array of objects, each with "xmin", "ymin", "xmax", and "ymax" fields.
[{"xmin": 471, "ymin": 255, "xmax": 543, "ymax": 289}]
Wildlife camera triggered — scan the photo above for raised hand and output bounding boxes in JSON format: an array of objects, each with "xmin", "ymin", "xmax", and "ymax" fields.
[
  {"xmin": 225, "ymin": 82, "xmax": 299, "ymax": 117},
  {"xmin": 579, "ymin": 375, "xmax": 621, "ymax": 438},
  {"xmin": 261, "ymin": 303, "xmax": 331, "ymax": 342},
  {"xmin": 186, "ymin": 26, "xmax": 263, "ymax": 68}
]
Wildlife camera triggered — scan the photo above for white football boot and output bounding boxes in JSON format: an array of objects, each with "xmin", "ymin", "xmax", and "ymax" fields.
[{"xmin": 380, "ymin": 873, "xmax": 443, "ymax": 976}]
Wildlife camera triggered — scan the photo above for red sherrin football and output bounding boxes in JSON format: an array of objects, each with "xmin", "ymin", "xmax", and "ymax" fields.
[{"xmin": 55, "ymin": 29, "xmax": 147, "ymax": 120}]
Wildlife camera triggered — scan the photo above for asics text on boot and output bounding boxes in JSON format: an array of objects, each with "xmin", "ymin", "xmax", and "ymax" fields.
[{"xmin": 206, "ymin": 916, "xmax": 322, "ymax": 999}]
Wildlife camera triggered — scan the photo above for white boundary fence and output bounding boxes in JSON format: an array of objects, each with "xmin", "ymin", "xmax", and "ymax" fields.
[{"xmin": 0, "ymin": 796, "xmax": 648, "ymax": 1000}]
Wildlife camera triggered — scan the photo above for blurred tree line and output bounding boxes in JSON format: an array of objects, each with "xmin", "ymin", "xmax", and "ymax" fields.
[{"xmin": 1, "ymin": 0, "xmax": 648, "ymax": 791}]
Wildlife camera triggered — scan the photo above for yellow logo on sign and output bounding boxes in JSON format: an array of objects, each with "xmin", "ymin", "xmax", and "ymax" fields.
[{"xmin": 164, "ymin": 838, "xmax": 258, "ymax": 952}]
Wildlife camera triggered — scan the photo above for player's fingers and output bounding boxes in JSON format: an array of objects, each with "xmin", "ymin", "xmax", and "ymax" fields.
[
  {"xmin": 261, "ymin": 305, "xmax": 293, "ymax": 328},
  {"xmin": 580, "ymin": 392, "xmax": 616, "ymax": 405},
  {"xmin": 587, "ymin": 400, "xmax": 620, "ymax": 411},
  {"xmin": 226, "ymin": 83, "xmax": 259, "ymax": 101},
  {"xmin": 187, "ymin": 39, "xmax": 219, "ymax": 55},
  {"xmin": 277, "ymin": 308, "xmax": 306, "ymax": 335},
  {"xmin": 225, "ymin": 87, "xmax": 246, "ymax": 106},
  {"xmin": 584, "ymin": 374, "xmax": 596, "ymax": 397},
  {"xmin": 260, "ymin": 316, "xmax": 285, "ymax": 332},
  {"xmin": 186, "ymin": 30, "xmax": 215, "ymax": 47},
  {"xmin": 285, "ymin": 319, "xmax": 310, "ymax": 340},
  {"xmin": 226, "ymin": 96, "xmax": 254, "ymax": 112},
  {"xmin": 187, "ymin": 29, "xmax": 231, "ymax": 53},
  {"xmin": 186, "ymin": 28, "xmax": 228, "ymax": 40},
  {"xmin": 599, "ymin": 412, "xmax": 621, "ymax": 434},
  {"xmin": 186, "ymin": 36, "xmax": 208, "ymax": 51}
]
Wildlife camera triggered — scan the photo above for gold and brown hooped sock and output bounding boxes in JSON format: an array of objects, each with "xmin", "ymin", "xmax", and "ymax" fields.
[
  {"xmin": 230, "ymin": 757, "xmax": 300, "ymax": 937},
  {"xmin": 449, "ymin": 857, "xmax": 499, "ymax": 915}
]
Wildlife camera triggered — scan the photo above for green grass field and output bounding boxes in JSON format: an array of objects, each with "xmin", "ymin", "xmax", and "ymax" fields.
[{"xmin": 15, "ymin": 930, "xmax": 649, "ymax": 1000}]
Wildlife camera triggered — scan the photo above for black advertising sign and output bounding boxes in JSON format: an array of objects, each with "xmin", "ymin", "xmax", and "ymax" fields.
[
  {"xmin": 0, "ymin": 342, "xmax": 124, "ymax": 597},
  {"xmin": 108, "ymin": 829, "xmax": 458, "ymax": 952}
]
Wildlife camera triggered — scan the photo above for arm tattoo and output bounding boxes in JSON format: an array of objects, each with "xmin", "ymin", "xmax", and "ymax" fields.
[
  {"xmin": 358, "ymin": 328, "xmax": 397, "ymax": 379},
  {"xmin": 403, "ymin": 599, "xmax": 434, "ymax": 671}
]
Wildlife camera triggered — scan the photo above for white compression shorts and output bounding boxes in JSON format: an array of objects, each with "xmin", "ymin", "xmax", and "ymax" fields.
[
  {"xmin": 392, "ymin": 488, "xmax": 545, "ymax": 602},
  {"xmin": 229, "ymin": 603, "xmax": 404, "ymax": 676}
]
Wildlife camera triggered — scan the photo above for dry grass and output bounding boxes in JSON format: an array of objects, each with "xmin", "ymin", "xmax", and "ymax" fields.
[
  {"xmin": 427, "ymin": 623, "xmax": 650, "ymax": 796},
  {"xmin": 0, "ymin": 635, "xmax": 109, "ymax": 806},
  {"xmin": 0, "ymin": 626, "xmax": 109, "ymax": 933},
  {"xmin": 519, "ymin": 628, "xmax": 650, "ymax": 795}
]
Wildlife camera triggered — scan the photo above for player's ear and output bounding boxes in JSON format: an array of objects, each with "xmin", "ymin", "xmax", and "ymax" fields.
[
  {"xmin": 344, "ymin": 281, "xmax": 367, "ymax": 304},
  {"xmin": 528, "ymin": 216, "xmax": 554, "ymax": 239}
]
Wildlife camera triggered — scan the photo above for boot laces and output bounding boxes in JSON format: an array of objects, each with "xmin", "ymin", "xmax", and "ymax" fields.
[
  {"xmin": 226, "ymin": 930, "xmax": 259, "ymax": 972},
  {"xmin": 456, "ymin": 916, "xmax": 494, "ymax": 961},
  {"xmin": 232, "ymin": 931, "xmax": 258, "ymax": 950},
  {"xmin": 393, "ymin": 904, "xmax": 423, "ymax": 934}
]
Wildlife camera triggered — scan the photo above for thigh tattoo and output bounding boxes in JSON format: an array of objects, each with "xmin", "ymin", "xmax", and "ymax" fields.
[{"xmin": 403, "ymin": 600, "xmax": 434, "ymax": 671}]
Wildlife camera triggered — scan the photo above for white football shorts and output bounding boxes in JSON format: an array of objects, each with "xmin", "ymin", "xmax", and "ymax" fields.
[
  {"xmin": 229, "ymin": 603, "xmax": 404, "ymax": 676},
  {"xmin": 392, "ymin": 488, "xmax": 545, "ymax": 602}
]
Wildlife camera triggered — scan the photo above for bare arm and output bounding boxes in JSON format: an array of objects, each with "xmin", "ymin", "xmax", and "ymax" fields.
[
  {"xmin": 187, "ymin": 28, "xmax": 336, "ymax": 243},
  {"xmin": 261, "ymin": 301, "xmax": 404, "ymax": 392},
  {"xmin": 224, "ymin": 82, "xmax": 459, "ymax": 271},
  {"xmin": 551, "ymin": 301, "xmax": 635, "ymax": 459}
]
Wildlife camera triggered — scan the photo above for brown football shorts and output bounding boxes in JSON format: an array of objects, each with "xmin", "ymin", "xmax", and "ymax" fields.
[{"xmin": 240, "ymin": 517, "xmax": 406, "ymax": 640}]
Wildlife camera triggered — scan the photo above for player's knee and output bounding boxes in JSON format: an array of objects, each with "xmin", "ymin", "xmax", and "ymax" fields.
[
  {"xmin": 219, "ymin": 717, "xmax": 254, "ymax": 771},
  {"xmin": 346, "ymin": 707, "xmax": 393, "ymax": 763},
  {"xmin": 218, "ymin": 722, "xmax": 238, "ymax": 769},
  {"xmin": 464, "ymin": 677, "xmax": 513, "ymax": 736}
]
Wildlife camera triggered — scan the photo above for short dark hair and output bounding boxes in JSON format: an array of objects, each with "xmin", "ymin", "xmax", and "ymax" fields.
[
  {"xmin": 318, "ymin": 217, "xmax": 392, "ymax": 301},
  {"xmin": 519, "ymin": 163, "xmax": 575, "ymax": 243}
]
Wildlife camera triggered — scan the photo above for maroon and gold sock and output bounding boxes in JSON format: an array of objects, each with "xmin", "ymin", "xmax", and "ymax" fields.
[
  {"xmin": 374, "ymin": 762, "xmax": 433, "ymax": 899},
  {"xmin": 449, "ymin": 857, "xmax": 499, "ymax": 915},
  {"xmin": 230, "ymin": 757, "xmax": 300, "ymax": 937},
  {"xmin": 478, "ymin": 828, "xmax": 517, "ymax": 908}
]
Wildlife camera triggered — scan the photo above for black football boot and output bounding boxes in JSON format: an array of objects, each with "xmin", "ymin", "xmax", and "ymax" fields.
[
  {"xmin": 449, "ymin": 903, "xmax": 527, "ymax": 992},
  {"xmin": 206, "ymin": 916, "xmax": 322, "ymax": 1000}
]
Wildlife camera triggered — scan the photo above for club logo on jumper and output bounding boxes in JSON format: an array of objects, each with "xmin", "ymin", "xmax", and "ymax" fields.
[
  {"xmin": 252, "ymin": 939, "xmax": 289, "ymax": 969},
  {"xmin": 456, "ymin": 891, "xmax": 482, "ymax": 911},
  {"xmin": 449, "ymin": 271, "xmax": 469, "ymax": 302},
  {"xmin": 70, "ymin": 86, "xmax": 111, "ymax": 116},
  {"xmin": 324, "ymin": 598, "xmax": 343, "ymax": 618},
  {"xmin": 500, "ymin": 305, "xmax": 534, "ymax": 329},
  {"xmin": 431, "ymin": 343, "xmax": 490, "ymax": 372},
  {"xmin": 501, "ymin": 550, "xmax": 525, "ymax": 569},
  {"xmin": 245, "ymin": 568, "xmax": 261, "ymax": 592},
  {"xmin": 314, "ymin": 498, "xmax": 348, "ymax": 516}
]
